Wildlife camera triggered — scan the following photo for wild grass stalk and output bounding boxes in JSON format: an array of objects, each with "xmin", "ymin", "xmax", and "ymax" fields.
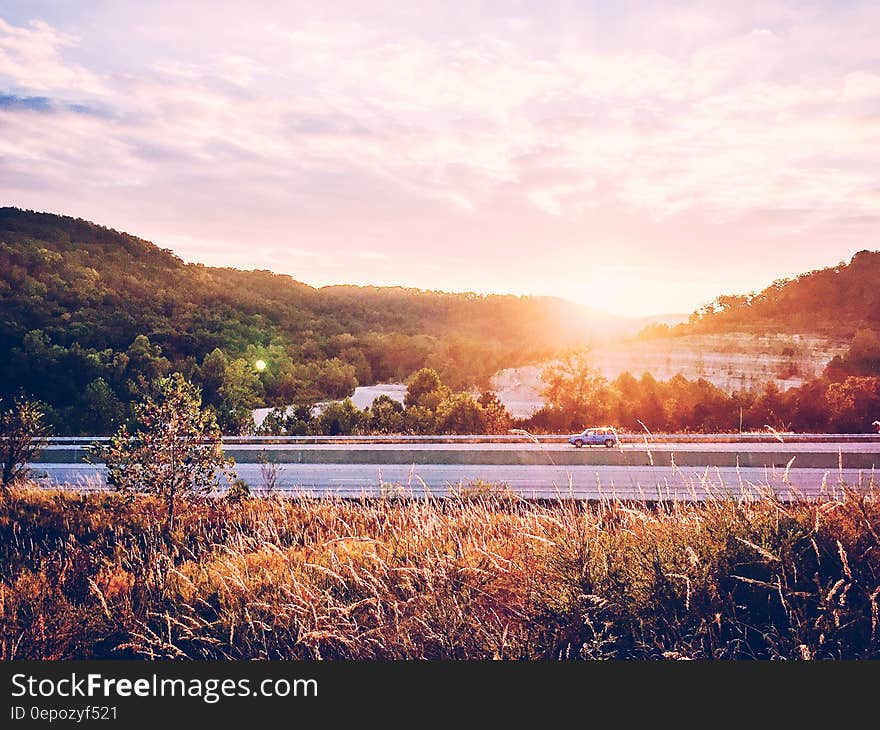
[{"xmin": 0, "ymin": 482, "xmax": 878, "ymax": 659}]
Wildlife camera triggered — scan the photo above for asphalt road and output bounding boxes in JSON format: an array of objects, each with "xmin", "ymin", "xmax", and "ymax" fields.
[
  {"xmin": 36, "ymin": 440, "xmax": 880, "ymax": 470},
  {"xmin": 32, "ymin": 436, "xmax": 880, "ymax": 500},
  {"xmin": 34, "ymin": 462, "xmax": 875, "ymax": 500}
]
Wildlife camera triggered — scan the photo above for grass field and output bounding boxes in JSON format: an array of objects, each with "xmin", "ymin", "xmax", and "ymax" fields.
[{"xmin": 1, "ymin": 484, "xmax": 878, "ymax": 660}]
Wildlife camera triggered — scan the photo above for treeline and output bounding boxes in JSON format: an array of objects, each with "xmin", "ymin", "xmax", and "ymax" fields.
[
  {"xmin": 6, "ymin": 359, "xmax": 877, "ymax": 438},
  {"xmin": 5, "ymin": 208, "xmax": 879, "ymax": 436},
  {"xmin": 639, "ymin": 250, "xmax": 880, "ymax": 339},
  {"xmin": 259, "ymin": 368, "xmax": 512, "ymax": 436},
  {"xmin": 0, "ymin": 208, "xmax": 609, "ymax": 434},
  {"xmin": 523, "ymin": 350, "xmax": 880, "ymax": 434},
  {"xmin": 257, "ymin": 356, "xmax": 880, "ymax": 435}
]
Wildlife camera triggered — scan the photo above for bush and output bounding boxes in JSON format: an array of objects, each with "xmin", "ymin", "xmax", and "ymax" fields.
[{"xmin": 0, "ymin": 398, "xmax": 50, "ymax": 489}]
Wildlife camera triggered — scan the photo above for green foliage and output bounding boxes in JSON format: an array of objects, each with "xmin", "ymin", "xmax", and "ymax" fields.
[
  {"xmin": 403, "ymin": 405, "xmax": 437, "ymax": 435},
  {"xmin": 310, "ymin": 398, "xmax": 364, "ymax": 436},
  {"xmin": 0, "ymin": 398, "xmax": 50, "ymax": 488},
  {"xmin": 256, "ymin": 405, "xmax": 313, "ymax": 436},
  {"xmin": 79, "ymin": 378, "xmax": 125, "ymax": 435},
  {"xmin": 404, "ymin": 368, "xmax": 446, "ymax": 408},
  {"xmin": 367, "ymin": 394, "xmax": 405, "ymax": 434},
  {"xmin": 0, "ymin": 208, "xmax": 590, "ymax": 435},
  {"xmin": 436, "ymin": 393, "xmax": 486, "ymax": 434},
  {"xmin": 97, "ymin": 373, "xmax": 235, "ymax": 529},
  {"xmin": 216, "ymin": 358, "xmax": 264, "ymax": 435},
  {"xmin": 5, "ymin": 208, "xmax": 878, "ymax": 436}
]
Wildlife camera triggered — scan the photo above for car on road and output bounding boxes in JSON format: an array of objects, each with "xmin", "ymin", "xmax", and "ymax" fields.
[{"xmin": 569, "ymin": 427, "xmax": 618, "ymax": 448}]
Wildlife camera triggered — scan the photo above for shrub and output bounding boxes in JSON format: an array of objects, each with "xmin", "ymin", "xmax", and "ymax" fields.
[
  {"xmin": 96, "ymin": 373, "xmax": 235, "ymax": 530},
  {"xmin": 0, "ymin": 398, "xmax": 50, "ymax": 489}
]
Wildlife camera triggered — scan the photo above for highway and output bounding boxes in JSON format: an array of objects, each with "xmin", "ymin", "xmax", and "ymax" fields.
[
  {"xmin": 32, "ymin": 435, "xmax": 879, "ymax": 500},
  {"xmin": 36, "ymin": 439, "xmax": 880, "ymax": 469}
]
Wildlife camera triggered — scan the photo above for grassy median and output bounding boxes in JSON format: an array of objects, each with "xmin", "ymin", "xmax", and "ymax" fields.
[{"xmin": 1, "ymin": 485, "xmax": 878, "ymax": 660}]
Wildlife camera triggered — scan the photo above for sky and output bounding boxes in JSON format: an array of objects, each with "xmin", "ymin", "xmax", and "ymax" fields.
[{"xmin": 1, "ymin": 1, "xmax": 878, "ymax": 317}]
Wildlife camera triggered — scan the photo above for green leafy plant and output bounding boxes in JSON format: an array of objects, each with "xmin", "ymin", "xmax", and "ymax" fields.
[{"xmin": 97, "ymin": 373, "xmax": 235, "ymax": 530}]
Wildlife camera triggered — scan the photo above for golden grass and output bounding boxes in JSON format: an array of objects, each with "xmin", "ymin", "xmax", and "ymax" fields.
[{"xmin": 1, "ymin": 485, "xmax": 878, "ymax": 659}]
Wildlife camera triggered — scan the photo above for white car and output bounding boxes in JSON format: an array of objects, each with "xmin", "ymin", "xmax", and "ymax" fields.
[{"xmin": 569, "ymin": 427, "xmax": 618, "ymax": 448}]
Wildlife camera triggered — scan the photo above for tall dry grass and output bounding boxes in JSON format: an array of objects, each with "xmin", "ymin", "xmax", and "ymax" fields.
[{"xmin": 1, "ymin": 485, "xmax": 878, "ymax": 659}]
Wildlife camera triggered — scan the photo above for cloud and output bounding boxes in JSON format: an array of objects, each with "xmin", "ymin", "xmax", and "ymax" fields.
[
  {"xmin": 0, "ymin": 93, "xmax": 51, "ymax": 110},
  {"xmin": 0, "ymin": 92, "xmax": 98, "ymax": 114},
  {"xmin": 3, "ymin": 9, "xmax": 878, "ymax": 220},
  {"xmin": 0, "ymin": 18, "xmax": 105, "ymax": 94},
  {"xmin": 0, "ymin": 4, "xmax": 879, "ymax": 314}
]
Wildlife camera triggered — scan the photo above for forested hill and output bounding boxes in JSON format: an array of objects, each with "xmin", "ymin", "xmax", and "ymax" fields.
[
  {"xmin": 672, "ymin": 250, "xmax": 880, "ymax": 337},
  {"xmin": 0, "ymin": 207, "xmax": 612, "ymax": 433}
]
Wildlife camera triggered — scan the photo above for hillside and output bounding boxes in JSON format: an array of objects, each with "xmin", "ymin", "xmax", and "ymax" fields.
[
  {"xmin": 3, "ymin": 208, "xmax": 877, "ymax": 435},
  {"xmin": 0, "ymin": 207, "xmax": 615, "ymax": 433},
  {"xmin": 495, "ymin": 253, "xmax": 880, "ymax": 418},
  {"xmin": 671, "ymin": 251, "xmax": 880, "ymax": 336}
]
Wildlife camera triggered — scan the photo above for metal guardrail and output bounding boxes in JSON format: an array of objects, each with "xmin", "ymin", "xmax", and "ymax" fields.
[{"xmin": 38, "ymin": 432, "xmax": 880, "ymax": 446}]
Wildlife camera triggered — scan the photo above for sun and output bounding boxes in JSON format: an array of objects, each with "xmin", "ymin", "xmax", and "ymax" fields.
[
  {"xmin": 561, "ymin": 275, "xmax": 665, "ymax": 318},
  {"xmin": 255, "ymin": 359, "xmax": 267, "ymax": 372}
]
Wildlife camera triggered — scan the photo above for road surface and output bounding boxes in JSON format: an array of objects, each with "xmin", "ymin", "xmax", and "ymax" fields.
[
  {"xmin": 36, "ymin": 441, "xmax": 880, "ymax": 466},
  {"xmin": 34, "ymin": 462, "xmax": 875, "ymax": 500},
  {"xmin": 31, "ymin": 436, "xmax": 879, "ymax": 500}
]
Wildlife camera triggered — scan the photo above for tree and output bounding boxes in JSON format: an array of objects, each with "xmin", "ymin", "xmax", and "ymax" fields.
[
  {"xmin": 310, "ymin": 398, "xmax": 364, "ymax": 436},
  {"xmin": 826, "ymin": 376, "xmax": 880, "ymax": 433},
  {"xmin": 634, "ymin": 373, "xmax": 667, "ymax": 431},
  {"xmin": 257, "ymin": 405, "xmax": 312, "ymax": 436},
  {"xmin": 317, "ymin": 358, "xmax": 358, "ymax": 399},
  {"xmin": 405, "ymin": 368, "xmax": 448, "ymax": 409},
  {"xmin": 79, "ymin": 377, "xmax": 125, "ymax": 434},
  {"xmin": 198, "ymin": 348, "xmax": 229, "ymax": 407},
  {"xmin": 99, "ymin": 373, "xmax": 234, "ymax": 530},
  {"xmin": 403, "ymin": 405, "xmax": 437, "ymax": 434},
  {"xmin": 125, "ymin": 335, "xmax": 170, "ymax": 396},
  {"xmin": 437, "ymin": 393, "xmax": 486, "ymax": 434},
  {"xmin": 540, "ymin": 351, "xmax": 611, "ymax": 429},
  {"xmin": 836, "ymin": 329, "xmax": 880, "ymax": 376},
  {"xmin": 217, "ymin": 358, "xmax": 264, "ymax": 435},
  {"xmin": 478, "ymin": 391, "xmax": 511, "ymax": 434},
  {"xmin": 368, "ymin": 395, "xmax": 405, "ymax": 434},
  {"xmin": 1, "ymin": 398, "xmax": 50, "ymax": 488}
]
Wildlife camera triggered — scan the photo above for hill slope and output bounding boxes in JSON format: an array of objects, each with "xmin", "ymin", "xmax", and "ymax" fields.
[
  {"xmin": 679, "ymin": 250, "xmax": 880, "ymax": 336},
  {"xmin": 0, "ymin": 207, "xmax": 614, "ymax": 432}
]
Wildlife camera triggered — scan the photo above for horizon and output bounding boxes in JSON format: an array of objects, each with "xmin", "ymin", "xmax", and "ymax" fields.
[
  {"xmin": 1, "ymin": 2, "xmax": 879, "ymax": 316},
  {"xmin": 13, "ymin": 204, "xmax": 875, "ymax": 324}
]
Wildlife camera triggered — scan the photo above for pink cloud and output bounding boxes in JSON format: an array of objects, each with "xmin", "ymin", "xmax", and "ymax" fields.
[{"xmin": 0, "ymin": 4, "xmax": 878, "ymax": 316}]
